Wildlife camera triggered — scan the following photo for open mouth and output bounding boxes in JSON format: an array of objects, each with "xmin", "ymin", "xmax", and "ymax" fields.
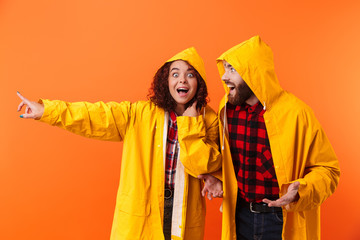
[
  {"xmin": 227, "ymin": 84, "xmax": 235, "ymax": 91},
  {"xmin": 177, "ymin": 88, "xmax": 189, "ymax": 94}
]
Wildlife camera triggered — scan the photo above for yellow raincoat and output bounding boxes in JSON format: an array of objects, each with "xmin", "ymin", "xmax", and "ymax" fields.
[
  {"xmin": 216, "ymin": 36, "xmax": 340, "ymax": 240},
  {"xmin": 38, "ymin": 47, "xmax": 221, "ymax": 240}
]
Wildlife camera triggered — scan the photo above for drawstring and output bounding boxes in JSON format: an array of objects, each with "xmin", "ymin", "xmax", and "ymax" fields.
[
  {"xmin": 263, "ymin": 101, "xmax": 266, "ymax": 110},
  {"xmin": 222, "ymin": 95, "xmax": 227, "ymax": 151}
]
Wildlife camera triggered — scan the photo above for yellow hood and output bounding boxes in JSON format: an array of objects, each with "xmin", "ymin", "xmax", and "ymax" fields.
[
  {"xmin": 167, "ymin": 47, "xmax": 207, "ymax": 83},
  {"xmin": 217, "ymin": 35, "xmax": 283, "ymax": 110}
]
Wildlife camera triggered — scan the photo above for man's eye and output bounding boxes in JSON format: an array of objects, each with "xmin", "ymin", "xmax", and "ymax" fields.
[{"xmin": 172, "ymin": 73, "xmax": 179, "ymax": 77}]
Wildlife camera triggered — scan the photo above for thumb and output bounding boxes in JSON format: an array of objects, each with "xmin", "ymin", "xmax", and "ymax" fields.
[
  {"xmin": 291, "ymin": 181, "xmax": 300, "ymax": 191},
  {"xmin": 20, "ymin": 113, "xmax": 36, "ymax": 119},
  {"xmin": 188, "ymin": 100, "xmax": 198, "ymax": 110}
]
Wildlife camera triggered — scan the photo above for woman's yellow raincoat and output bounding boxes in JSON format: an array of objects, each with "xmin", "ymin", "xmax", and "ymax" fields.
[
  {"xmin": 216, "ymin": 36, "xmax": 340, "ymax": 240},
  {"xmin": 38, "ymin": 47, "xmax": 221, "ymax": 240}
]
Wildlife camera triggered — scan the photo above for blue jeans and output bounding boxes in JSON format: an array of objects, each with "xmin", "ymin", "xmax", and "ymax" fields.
[{"xmin": 235, "ymin": 196, "xmax": 283, "ymax": 240}]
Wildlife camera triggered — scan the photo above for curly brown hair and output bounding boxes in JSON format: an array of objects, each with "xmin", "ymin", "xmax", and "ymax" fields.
[{"xmin": 148, "ymin": 60, "xmax": 208, "ymax": 113}]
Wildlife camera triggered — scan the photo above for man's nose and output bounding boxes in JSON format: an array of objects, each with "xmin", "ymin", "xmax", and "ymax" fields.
[{"xmin": 222, "ymin": 72, "xmax": 228, "ymax": 81}]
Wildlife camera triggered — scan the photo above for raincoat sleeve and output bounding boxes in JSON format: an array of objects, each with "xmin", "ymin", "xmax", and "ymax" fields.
[
  {"xmin": 38, "ymin": 99, "xmax": 132, "ymax": 141},
  {"xmin": 177, "ymin": 106, "xmax": 222, "ymax": 177},
  {"xmin": 282, "ymin": 109, "xmax": 340, "ymax": 212}
]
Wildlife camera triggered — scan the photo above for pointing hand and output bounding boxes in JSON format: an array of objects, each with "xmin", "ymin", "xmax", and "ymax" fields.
[{"xmin": 17, "ymin": 92, "xmax": 44, "ymax": 119}]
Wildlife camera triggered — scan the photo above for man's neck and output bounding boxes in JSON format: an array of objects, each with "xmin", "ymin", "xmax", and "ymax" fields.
[{"xmin": 245, "ymin": 94, "xmax": 259, "ymax": 106}]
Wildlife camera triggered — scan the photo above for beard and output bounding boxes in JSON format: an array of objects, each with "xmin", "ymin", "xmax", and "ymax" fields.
[{"xmin": 228, "ymin": 81, "xmax": 254, "ymax": 106}]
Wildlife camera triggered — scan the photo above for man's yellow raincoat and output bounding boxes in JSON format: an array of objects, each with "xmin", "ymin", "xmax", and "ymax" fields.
[
  {"xmin": 39, "ymin": 48, "xmax": 221, "ymax": 240},
  {"xmin": 216, "ymin": 36, "xmax": 340, "ymax": 239}
]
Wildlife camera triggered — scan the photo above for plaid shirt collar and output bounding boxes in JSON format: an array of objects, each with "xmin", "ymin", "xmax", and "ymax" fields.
[
  {"xmin": 169, "ymin": 111, "xmax": 177, "ymax": 122},
  {"xmin": 229, "ymin": 101, "xmax": 264, "ymax": 116}
]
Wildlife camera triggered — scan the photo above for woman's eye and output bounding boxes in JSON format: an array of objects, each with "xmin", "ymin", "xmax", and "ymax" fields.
[
  {"xmin": 230, "ymin": 68, "xmax": 236, "ymax": 72},
  {"xmin": 172, "ymin": 73, "xmax": 179, "ymax": 77},
  {"xmin": 187, "ymin": 73, "xmax": 194, "ymax": 78}
]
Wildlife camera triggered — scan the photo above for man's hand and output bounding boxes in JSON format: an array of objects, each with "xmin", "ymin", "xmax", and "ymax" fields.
[
  {"xmin": 17, "ymin": 91, "xmax": 44, "ymax": 119},
  {"xmin": 198, "ymin": 174, "xmax": 223, "ymax": 200},
  {"xmin": 262, "ymin": 181, "xmax": 300, "ymax": 209}
]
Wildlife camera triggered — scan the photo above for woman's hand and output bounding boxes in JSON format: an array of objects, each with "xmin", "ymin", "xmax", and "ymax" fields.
[
  {"xmin": 182, "ymin": 101, "xmax": 200, "ymax": 117},
  {"xmin": 198, "ymin": 174, "xmax": 223, "ymax": 200},
  {"xmin": 17, "ymin": 92, "xmax": 44, "ymax": 119}
]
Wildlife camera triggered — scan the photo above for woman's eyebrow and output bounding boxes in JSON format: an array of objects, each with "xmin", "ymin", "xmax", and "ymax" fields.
[{"xmin": 170, "ymin": 67, "xmax": 180, "ymax": 72}]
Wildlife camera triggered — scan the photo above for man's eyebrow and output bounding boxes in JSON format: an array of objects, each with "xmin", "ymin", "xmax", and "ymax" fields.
[{"xmin": 225, "ymin": 63, "xmax": 233, "ymax": 68}]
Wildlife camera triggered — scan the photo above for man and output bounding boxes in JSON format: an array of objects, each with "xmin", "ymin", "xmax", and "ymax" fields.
[{"xmin": 210, "ymin": 36, "xmax": 340, "ymax": 239}]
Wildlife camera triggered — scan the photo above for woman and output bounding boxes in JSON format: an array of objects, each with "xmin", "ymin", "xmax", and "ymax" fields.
[{"xmin": 17, "ymin": 47, "xmax": 222, "ymax": 240}]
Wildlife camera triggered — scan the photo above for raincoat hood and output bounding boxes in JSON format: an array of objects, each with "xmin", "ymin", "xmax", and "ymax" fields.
[
  {"xmin": 217, "ymin": 35, "xmax": 283, "ymax": 110},
  {"xmin": 167, "ymin": 47, "xmax": 207, "ymax": 83}
]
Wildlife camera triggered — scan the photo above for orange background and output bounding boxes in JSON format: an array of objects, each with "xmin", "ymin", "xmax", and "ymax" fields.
[{"xmin": 1, "ymin": 0, "xmax": 359, "ymax": 239}]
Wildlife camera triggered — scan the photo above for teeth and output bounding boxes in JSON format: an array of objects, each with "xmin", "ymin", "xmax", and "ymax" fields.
[
  {"xmin": 177, "ymin": 88, "xmax": 189, "ymax": 93},
  {"xmin": 226, "ymin": 84, "xmax": 235, "ymax": 90}
]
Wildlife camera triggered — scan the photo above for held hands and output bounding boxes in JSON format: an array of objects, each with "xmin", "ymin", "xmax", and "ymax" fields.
[
  {"xmin": 262, "ymin": 181, "xmax": 300, "ymax": 209},
  {"xmin": 17, "ymin": 92, "xmax": 44, "ymax": 119},
  {"xmin": 198, "ymin": 174, "xmax": 223, "ymax": 200},
  {"xmin": 182, "ymin": 101, "xmax": 200, "ymax": 117}
]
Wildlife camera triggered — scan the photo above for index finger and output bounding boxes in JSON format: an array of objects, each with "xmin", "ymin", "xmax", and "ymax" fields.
[
  {"xmin": 264, "ymin": 197, "xmax": 287, "ymax": 207},
  {"xmin": 201, "ymin": 186, "xmax": 207, "ymax": 197},
  {"xmin": 17, "ymin": 91, "xmax": 30, "ymax": 104}
]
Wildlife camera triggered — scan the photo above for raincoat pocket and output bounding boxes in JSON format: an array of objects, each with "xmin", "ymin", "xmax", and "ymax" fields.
[{"xmin": 117, "ymin": 193, "xmax": 150, "ymax": 217}]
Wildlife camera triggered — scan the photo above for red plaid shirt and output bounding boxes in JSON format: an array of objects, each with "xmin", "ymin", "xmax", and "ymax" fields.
[
  {"xmin": 227, "ymin": 102, "xmax": 279, "ymax": 202},
  {"xmin": 165, "ymin": 111, "xmax": 179, "ymax": 189}
]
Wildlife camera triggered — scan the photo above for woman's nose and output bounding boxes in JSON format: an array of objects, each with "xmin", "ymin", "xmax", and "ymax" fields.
[{"xmin": 179, "ymin": 75, "xmax": 187, "ymax": 83}]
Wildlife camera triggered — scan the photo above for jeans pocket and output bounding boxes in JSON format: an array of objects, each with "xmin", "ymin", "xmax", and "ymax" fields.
[{"xmin": 273, "ymin": 211, "xmax": 283, "ymax": 223}]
